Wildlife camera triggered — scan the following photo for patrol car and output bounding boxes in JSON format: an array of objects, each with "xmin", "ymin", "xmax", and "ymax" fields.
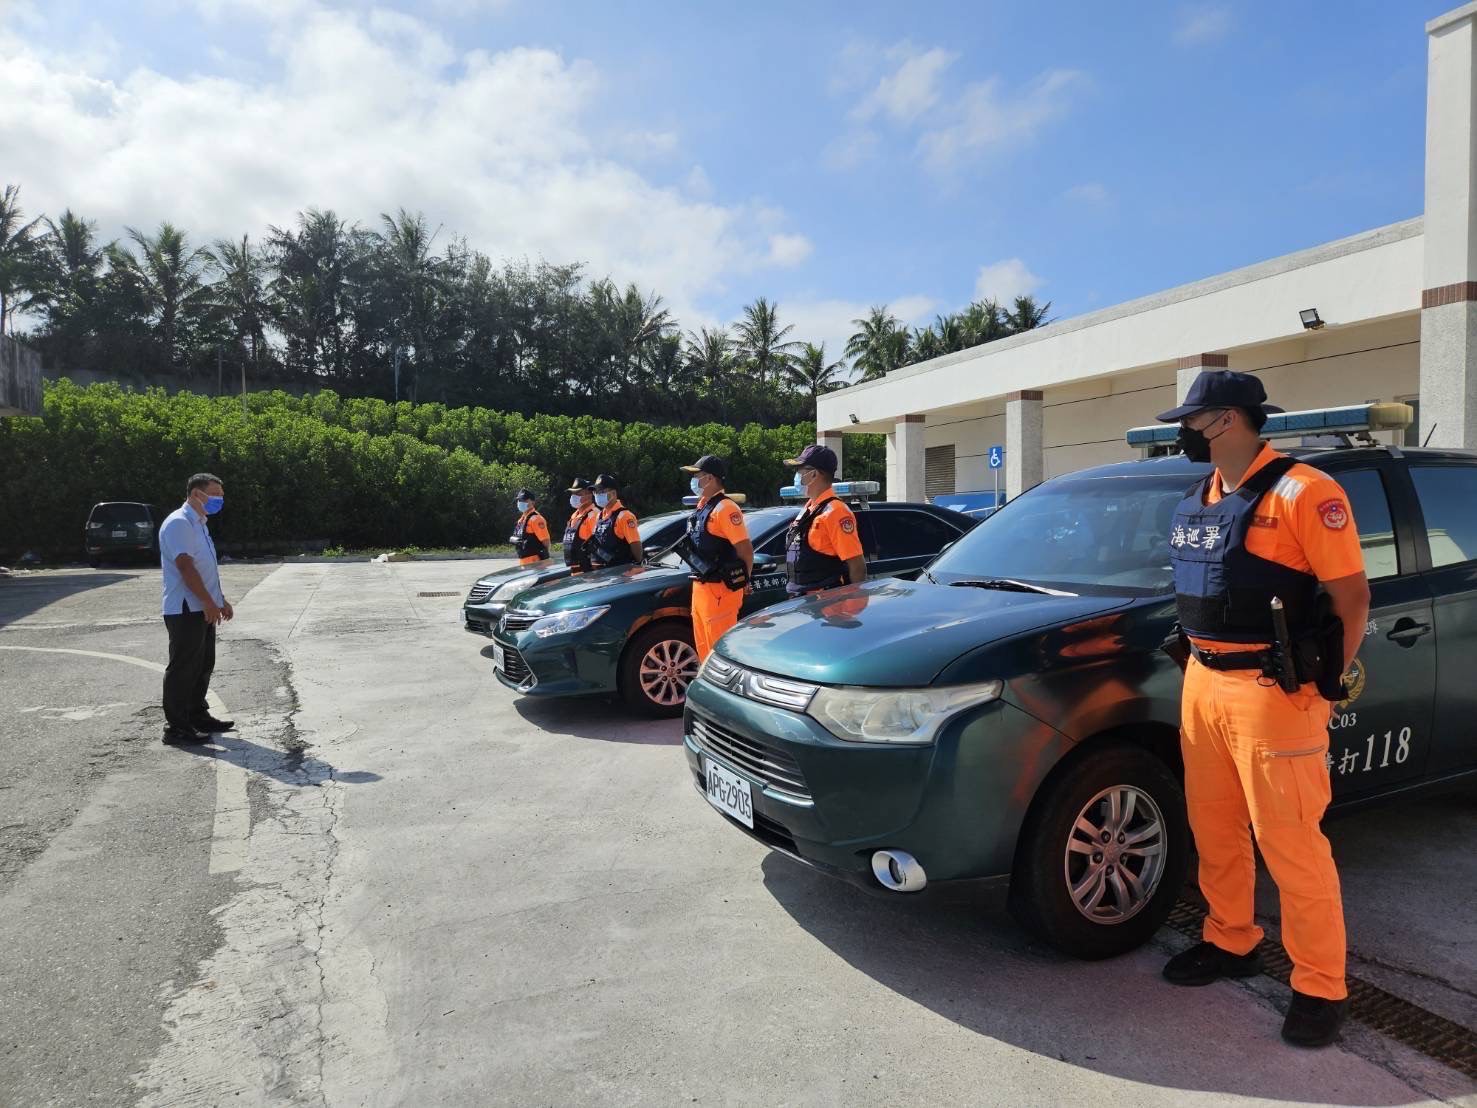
[
  {"xmin": 489, "ymin": 489, "xmax": 975, "ymax": 716},
  {"xmin": 685, "ymin": 403, "xmax": 1477, "ymax": 959}
]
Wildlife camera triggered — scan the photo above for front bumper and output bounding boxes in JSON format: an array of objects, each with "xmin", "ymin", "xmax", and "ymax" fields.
[
  {"xmin": 490, "ymin": 623, "xmax": 624, "ymax": 697},
  {"xmin": 463, "ymin": 601, "xmax": 505, "ymax": 636},
  {"xmin": 683, "ymin": 675, "xmax": 1075, "ymax": 888}
]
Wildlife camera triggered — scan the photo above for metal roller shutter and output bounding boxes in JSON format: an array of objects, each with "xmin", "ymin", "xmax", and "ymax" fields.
[{"xmin": 924, "ymin": 444, "xmax": 956, "ymax": 501}]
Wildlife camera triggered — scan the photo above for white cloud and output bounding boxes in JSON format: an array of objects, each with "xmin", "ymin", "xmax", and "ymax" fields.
[
  {"xmin": 1064, "ymin": 181, "xmax": 1111, "ymax": 206},
  {"xmin": 853, "ymin": 46, "xmax": 957, "ymax": 124},
  {"xmin": 918, "ymin": 68, "xmax": 1087, "ymax": 174},
  {"xmin": 1173, "ymin": 4, "xmax": 1233, "ymax": 46},
  {"xmin": 0, "ymin": 3, "xmax": 808, "ymax": 328},
  {"xmin": 973, "ymin": 258, "xmax": 1043, "ymax": 304},
  {"xmin": 821, "ymin": 129, "xmax": 880, "ymax": 171},
  {"xmin": 780, "ymin": 295, "xmax": 936, "ymax": 367},
  {"xmin": 766, "ymin": 233, "xmax": 814, "ymax": 268}
]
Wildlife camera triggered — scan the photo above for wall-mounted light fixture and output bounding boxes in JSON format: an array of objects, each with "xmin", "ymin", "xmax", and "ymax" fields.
[
  {"xmin": 1299, "ymin": 308, "xmax": 1325, "ymax": 331},
  {"xmin": 848, "ymin": 413, "xmax": 861, "ymax": 425}
]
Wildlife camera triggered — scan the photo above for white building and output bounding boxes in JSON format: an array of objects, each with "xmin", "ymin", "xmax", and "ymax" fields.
[{"xmin": 817, "ymin": 4, "xmax": 1477, "ymax": 503}]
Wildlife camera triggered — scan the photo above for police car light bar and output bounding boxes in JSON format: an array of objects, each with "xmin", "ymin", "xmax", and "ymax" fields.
[
  {"xmin": 680, "ymin": 492, "xmax": 749, "ymax": 507},
  {"xmin": 779, "ymin": 480, "xmax": 881, "ymax": 500},
  {"xmin": 1125, "ymin": 402, "xmax": 1414, "ymax": 451}
]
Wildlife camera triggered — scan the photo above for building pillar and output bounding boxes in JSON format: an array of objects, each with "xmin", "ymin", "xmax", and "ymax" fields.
[
  {"xmin": 887, "ymin": 414, "xmax": 926, "ymax": 501},
  {"xmin": 1420, "ymin": 4, "xmax": 1477, "ymax": 449},
  {"xmin": 1005, "ymin": 390, "xmax": 1043, "ymax": 501},
  {"xmin": 1175, "ymin": 353, "xmax": 1229, "ymax": 403},
  {"xmin": 819, "ymin": 431, "xmax": 843, "ymax": 480}
]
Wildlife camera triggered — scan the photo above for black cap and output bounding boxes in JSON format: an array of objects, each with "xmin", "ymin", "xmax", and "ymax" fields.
[
  {"xmin": 515, "ymin": 488, "xmax": 536, "ymax": 501},
  {"xmin": 783, "ymin": 444, "xmax": 838, "ymax": 476},
  {"xmin": 591, "ymin": 472, "xmax": 620, "ymax": 491},
  {"xmin": 680, "ymin": 454, "xmax": 727, "ymax": 480},
  {"xmin": 1156, "ymin": 370, "xmax": 1284, "ymax": 423},
  {"xmin": 566, "ymin": 477, "xmax": 593, "ymax": 493}
]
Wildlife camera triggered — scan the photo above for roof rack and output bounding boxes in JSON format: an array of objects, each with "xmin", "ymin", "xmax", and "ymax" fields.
[{"xmin": 1126, "ymin": 402, "xmax": 1414, "ymax": 456}]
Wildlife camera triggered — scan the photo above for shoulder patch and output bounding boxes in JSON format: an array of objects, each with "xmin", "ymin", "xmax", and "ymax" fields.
[
  {"xmin": 728, "ymin": 512, "xmax": 743, "ymax": 527},
  {"xmin": 840, "ymin": 517, "xmax": 856, "ymax": 535},
  {"xmin": 1318, "ymin": 498, "xmax": 1349, "ymax": 530},
  {"xmin": 1271, "ymin": 475, "xmax": 1305, "ymax": 503}
]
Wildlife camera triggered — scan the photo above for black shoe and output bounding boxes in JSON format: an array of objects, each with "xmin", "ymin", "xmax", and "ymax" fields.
[
  {"xmin": 1163, "ymin": 940, "xmax": 1263, "ymax": 987},
  {"xmin": 162, "ymin": 726, "xmax": 208, "ymax": 745},
  {"xmin": 191, "ymin": 715, "xmax": 235, "ymax": 733},
  {"xmin": 1282, "ymin": 990, "xmax": 1348, "ymax": 1047}
]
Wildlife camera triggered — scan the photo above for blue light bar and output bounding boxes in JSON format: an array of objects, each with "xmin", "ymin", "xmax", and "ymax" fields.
[
  {"xmin": 680, "ymin": 493, "xmax": 748, "ymax": 507},
  {"xmin": 1127, "ymin": 402, "xmax": 1413, "ymax": 449},
  {"xmin": 779, "ymin": 480, "xmax": 881, "ymax": 500}
]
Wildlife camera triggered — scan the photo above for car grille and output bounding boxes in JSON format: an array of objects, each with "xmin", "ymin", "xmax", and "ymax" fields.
[
  {"xmin": 498, "ymin": 645, "xmax": 533, "ymax": 686},
  {"xmin": 467, "ymin": 583, "xmax": 495, "ymax": 604},
  {"xmin": 501, "ymin": 611, "xmax": 539, "ymax": 634},
  {"xmin": 690, "ymin": 713, "xmax": 810, "ymax": 801}
]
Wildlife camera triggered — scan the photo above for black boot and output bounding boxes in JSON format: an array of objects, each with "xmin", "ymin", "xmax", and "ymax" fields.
[
  {"xmin": 1281, "ymin": 990, "xmax": 1348, "ymax": 1047},
  {"xmin": 191, "ymin": 714, "xmax": 235, "ymax": 733},
  {"xmin": 162, "ymin": 726, "xmax": 208, "ymax": 745},
  {"xmin": 1163, "ymin": 940, "xmax": 1263, "ymax": 986}
]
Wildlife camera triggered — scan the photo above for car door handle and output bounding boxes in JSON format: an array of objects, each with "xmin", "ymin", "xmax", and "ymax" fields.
[{"xmin": 1386, "ymin": 619, "xmax": 1431, "ymax": 646}]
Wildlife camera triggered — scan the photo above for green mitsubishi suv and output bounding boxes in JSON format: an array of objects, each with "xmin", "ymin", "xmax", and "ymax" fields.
[{"xmin": 685, "ymin": 404, "xmax": 1477, "ymax": 960}]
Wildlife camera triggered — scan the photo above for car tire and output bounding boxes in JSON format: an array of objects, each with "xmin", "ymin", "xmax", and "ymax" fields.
[
  {"xmin": 619, "ymin": 620, "xmax": 699, "ymax": 718},
  {"xmin": 1008, "ymin": 743, "xmax": 1189, "ymax": 960}
]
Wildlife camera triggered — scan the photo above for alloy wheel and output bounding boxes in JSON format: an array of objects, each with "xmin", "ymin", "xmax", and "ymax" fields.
[
  {"xmin": 638, "ymin": 639, "xmax": 699, "ymax": 707},
  {"xmin": 1063, "ymin": 784, "xmax": 1167, "ymax": 924}
]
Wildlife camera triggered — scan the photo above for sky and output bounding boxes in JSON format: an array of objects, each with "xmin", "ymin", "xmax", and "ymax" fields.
[{"xmin": 0, "ymin": 0, "xmax": 1455, "ymax": 363}]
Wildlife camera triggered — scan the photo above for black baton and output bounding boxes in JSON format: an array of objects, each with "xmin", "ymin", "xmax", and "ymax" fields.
[{"xmin": 1270, "ymin": 596, "xmax": 1300, "ymax": 693}]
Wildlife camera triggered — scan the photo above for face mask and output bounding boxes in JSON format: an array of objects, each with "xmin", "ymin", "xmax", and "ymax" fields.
[
  {"xmin": 792, "ymin": 471, "xmax": 804, "ymax": 489},
  {"xmin": 516, "ymin": 500, "xmax": 530, "ymax": 513},
  {"xmin": 1176, "ymin": 411, "xmax": 1228, "ymax": 464},
  {"xmin": 204, "ymin": 495, "xmax": 224, "ymax": 515},
  {"xmin": 569, "ymin": 494, "xmax": 583, "ymax": 510},
  {"xmin": 594, "ymin": 492, "xmax": 611, "ymax": 508},
  {"xmin": 690, "ymin": 476, "xmax": 704, "ymax": 496}
]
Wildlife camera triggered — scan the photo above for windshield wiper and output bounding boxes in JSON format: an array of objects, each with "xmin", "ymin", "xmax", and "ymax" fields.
[{"xmin": 947, "ymin": 577, "xmax": 1078, "ymax": 597}]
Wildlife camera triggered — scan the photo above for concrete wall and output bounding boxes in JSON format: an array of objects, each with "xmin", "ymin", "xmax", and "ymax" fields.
[{"xmin": 0, "ymin": 334, "xmax": 43, "ymax": 417}]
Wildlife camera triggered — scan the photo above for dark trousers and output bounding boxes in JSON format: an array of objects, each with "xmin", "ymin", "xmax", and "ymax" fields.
[{"xmin": 162, "ymin": 609, "xmax": 216, "ymax": 730}]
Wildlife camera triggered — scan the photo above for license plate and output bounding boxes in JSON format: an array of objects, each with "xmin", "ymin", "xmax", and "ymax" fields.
[
  {"xmin": 111, "ymin": 530, "xmax": 127, "ymax": 538},
  {"xmin": 493, "ymin": 643, "xmax": 506, "ymax": 671},
  {"xmin": 703, "ymin": 757, "xmax": 754, "ymax": 829}
]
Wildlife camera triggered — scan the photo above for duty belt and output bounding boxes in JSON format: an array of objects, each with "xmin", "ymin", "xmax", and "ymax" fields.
[{"xmin": 1190, "ymin": 645, "xmax": 1276, "ymax": 672}]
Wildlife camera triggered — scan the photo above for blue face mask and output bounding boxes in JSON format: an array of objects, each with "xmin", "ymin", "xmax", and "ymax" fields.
[
  {"xmin": 594, "ymin": 492, "xmax": 612, "ymax": 508},
  {"xmin": 569, "ymin": 494, "xmax": 583, "ymax": 510},
  {"xmin": 690, "ymin": 476, "xmax": 703, "ymax": 496},
  {"xmin": 204, "ymin": 495, "xmax": 224, "ymax": 515},
  {"xmin": 516, "ymin": 500, "xmax": 530, "ymax": 513}
]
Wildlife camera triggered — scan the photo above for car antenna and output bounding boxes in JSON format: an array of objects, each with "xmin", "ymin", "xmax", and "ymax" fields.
[{"xmin": 1422, "ymin": 423, "xmax": 1438, "ymax": 448}]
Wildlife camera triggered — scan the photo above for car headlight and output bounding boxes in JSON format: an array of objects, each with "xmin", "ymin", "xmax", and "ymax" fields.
[
  {"xmin": 492, "ymin": 575, "xmax": 535, "ymax": 600},
  {"xmin": 807, "ymin": 680, "xmax": 1003, "ymax": 745},
  {"xmin": 530, "ymin": 606, "xmax": 610, "ymax": 638}
]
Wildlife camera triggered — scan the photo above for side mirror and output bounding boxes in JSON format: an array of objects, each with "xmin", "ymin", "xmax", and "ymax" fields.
[{"xmin": 752, "ymin": 552, "xmax": 776, "ymax": 567}]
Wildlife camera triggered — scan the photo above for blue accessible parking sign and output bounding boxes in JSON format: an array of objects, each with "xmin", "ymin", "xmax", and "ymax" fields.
[{"xmin": 988, "ymin": 445, "xmax": 1004, "ymax": 469}]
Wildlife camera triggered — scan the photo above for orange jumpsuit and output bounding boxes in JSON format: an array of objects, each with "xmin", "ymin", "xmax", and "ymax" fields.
[
  {"xmin": 1181, "ymin": 444, "xmax": 1363, "ymax": 1002},
  {"xmin": 515, "ymin": 509, "xmax": 550, "ymax": 566},
  {"xmin": 690, "ymin": 496, "xmax": 751, "ymax": 661}
]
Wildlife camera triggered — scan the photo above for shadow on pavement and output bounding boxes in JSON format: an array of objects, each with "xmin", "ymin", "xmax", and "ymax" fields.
[
  {"xmin": 759, "ymin": 852, "xmax": 1444, "ymax": 1106},
  {"xmin": 172, "ymin": 732, "xmax": 384, "ymax": 787},
  {"xmin": 0, "ymin": 571, "xmax": 135, "ymax": 627},
  {"xmin": 512, "ymin": 696, "xmax": 683, "ymax": 745}
]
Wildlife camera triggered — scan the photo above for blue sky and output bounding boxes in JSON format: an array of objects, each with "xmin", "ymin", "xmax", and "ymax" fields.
[{"xmin": 1, "ymin": 0, "xmax": 1451, "ymax": 362}]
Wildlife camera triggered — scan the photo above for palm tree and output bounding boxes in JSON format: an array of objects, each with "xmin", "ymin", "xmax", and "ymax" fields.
[
  {"xmin": 268, "ymin": 208, "xmax": 361, "ymax": 381},
  {"xmin": 1004, "ymin": 294, "xmax": 1052, "ymax": 334},
  {"xmin": 208, "ymin": 235, "xmax": 272, "ymax": 382},
  {"xmin": 845, "ymin": 305, "xmax": 910, "ymax": 382},
  {"xmin": 685, "ymin": 325, "xmax": 734, "ymax": 420},
  {"xmin": 785, "ymin": 341, "xmax": 847, "ymax": 405},
  {"xmin": 106, "ymin": 222, "xmax": 213, "ymax": 366},
  {"xmin": 960, "ymin": 298, "xmax": 1011, "ymax": 346},
  {"xmin": 733, "ymin": 296, "xmax": 800, "ymax": 385},
  {"xmin": 375, "ymin": 208, "xmax": 445, "ymax": 401},
  {"xmin": 0, "ymin": 184, "xmax": 45, "ymax": 335},
  {"xmin": 36, "ymin": 209, "xmax": 106, "ymax": 319}
]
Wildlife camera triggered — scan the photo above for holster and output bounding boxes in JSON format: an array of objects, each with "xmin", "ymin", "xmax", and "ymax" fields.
[{"xmin": 1291, "ymin": 596, "xmax": 1348, "ymax": 702}]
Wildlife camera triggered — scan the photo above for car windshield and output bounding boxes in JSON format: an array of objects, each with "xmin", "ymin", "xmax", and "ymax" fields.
[
  {"xmin": 638, "ymin": 511, "xmax": 688, "ymax": 543},
  {"xmin": 88, "ymin": 503, "xmax": 150, "ymax": 527},
  {"xmin": 650, "ymin": 505, "xmax": 798, "ymax": 568},
  {"xmin": 925, "ymin": 470, "xmax": 1198, "ymax": 596}
]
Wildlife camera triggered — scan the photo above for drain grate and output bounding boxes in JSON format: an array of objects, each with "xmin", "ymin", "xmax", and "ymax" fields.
[
  {"xmin": 1168, "ymin": 899, "xmax": 1477, "ymax": 1079},
  {"xmin": 416, "ymin": 591, "xmax": 460, "ymax": 597}
]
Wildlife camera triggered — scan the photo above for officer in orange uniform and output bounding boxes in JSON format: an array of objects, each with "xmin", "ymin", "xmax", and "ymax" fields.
[
  {"xmin": 783, "ymin": 445, "xmax": 866, "ymax": 597},
  {"xmin": 510, "ymin": 488, "xmax": 550, "ymax": 565},
  {"xmin": 1157, "ymin": 371, "xmax": 1371, "ymax": 1048},
  {"xmin": 563, "ymin": 477, "xmax": 599, "ymax": 574},
  {"xmin": 589, "ymin": 473, "xmax": 643, "ymax": 568},
  {"xmin": 679, "ymin": 454, "xmax": 753, "ymax": 661}
]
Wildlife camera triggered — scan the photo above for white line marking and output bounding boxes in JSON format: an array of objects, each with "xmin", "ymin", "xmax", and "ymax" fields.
[{"xmin": 0, "ymin": 644, "xmax": 249, "ymax": 874}]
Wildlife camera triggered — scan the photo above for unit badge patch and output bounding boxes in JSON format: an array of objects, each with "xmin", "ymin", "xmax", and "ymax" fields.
[
  {"xmin": 840, "ymin": 517, "xmax": 856, "ymax": 535},
  {"xmin": 1317, "ymin": 499, "xmax": 1349, "ymax": 530},
  {"xmin": 728, "ymin": 512, "xmax": 743, "ymax": 527}
]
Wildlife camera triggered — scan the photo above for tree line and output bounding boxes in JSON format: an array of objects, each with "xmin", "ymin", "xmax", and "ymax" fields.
[{"xmin": 0, "ymin": 184, "xmax": 1051, "ymax": 427}]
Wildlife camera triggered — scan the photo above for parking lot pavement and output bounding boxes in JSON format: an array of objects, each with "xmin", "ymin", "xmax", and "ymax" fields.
[{"xmin": 1, "ymin": 562, "xmax": 1474, "ymax": 1105}]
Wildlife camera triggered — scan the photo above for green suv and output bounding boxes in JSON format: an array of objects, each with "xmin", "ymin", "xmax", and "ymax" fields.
[
  {"xmin": 685, "ymin": 423, "xmax": 1477, "ymax": 959},
  {"xmin": 492, "ymin": 501, "xmax": 975, "ymax": 716}
]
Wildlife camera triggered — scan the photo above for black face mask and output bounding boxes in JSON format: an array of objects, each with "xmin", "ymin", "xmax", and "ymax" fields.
[{"xmin": 1176, "ymin": 412, "xmax": 1228, "ymax": 463}]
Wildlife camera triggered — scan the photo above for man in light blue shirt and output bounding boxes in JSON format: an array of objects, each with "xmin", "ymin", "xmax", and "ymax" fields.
[{"xmin": 158, "ymin": 473, "xmax": 235, "ymax": 744}]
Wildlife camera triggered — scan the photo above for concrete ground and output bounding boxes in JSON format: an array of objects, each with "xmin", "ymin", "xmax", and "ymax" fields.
[{"xmin": 1, "ymin": 561, "xmax": 1474, "ymax": 1107}]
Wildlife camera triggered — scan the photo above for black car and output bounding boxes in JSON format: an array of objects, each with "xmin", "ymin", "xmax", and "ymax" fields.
[{"xmin": 85, "ymin": 501, "xmax": 162, "ymax": 565}]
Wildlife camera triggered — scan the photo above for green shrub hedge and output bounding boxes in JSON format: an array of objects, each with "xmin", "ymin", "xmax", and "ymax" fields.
[{"xmin": 0, "ymin": 380, "xmax": 883, "ymax": 558}]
